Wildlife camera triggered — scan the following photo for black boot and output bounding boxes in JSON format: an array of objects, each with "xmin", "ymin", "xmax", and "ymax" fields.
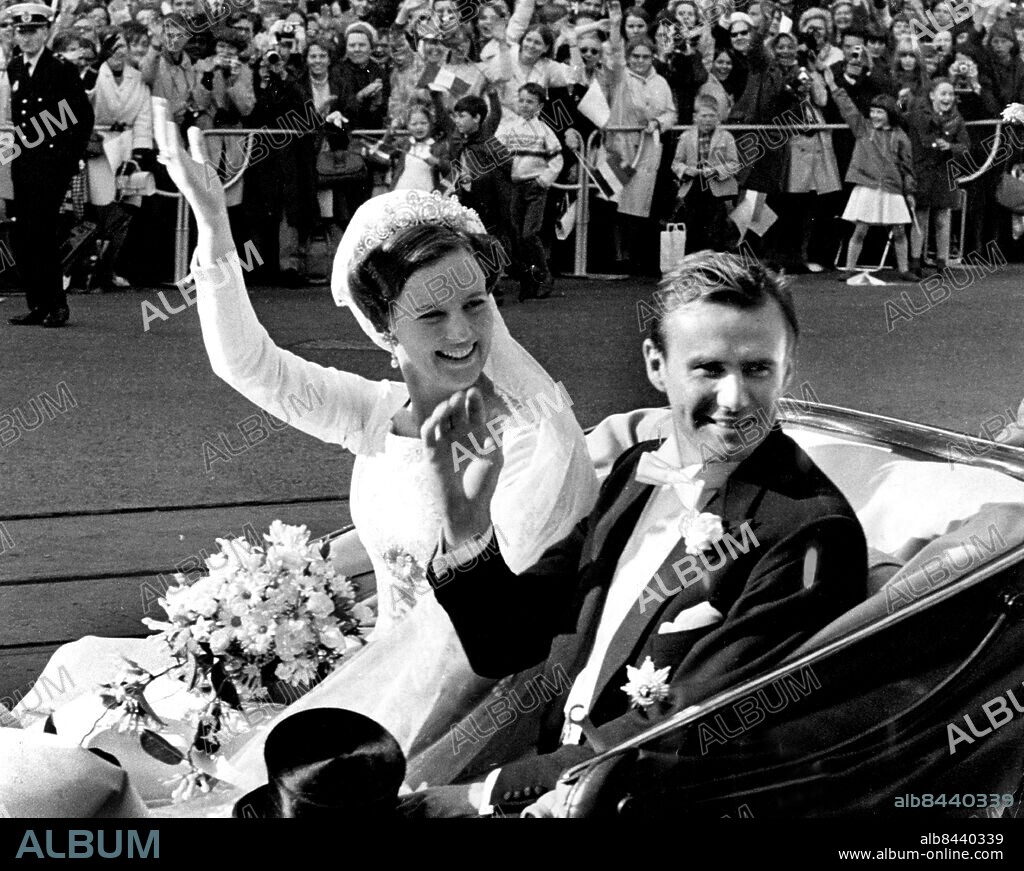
[
  {"xmin": 42, "ymin": 307, "xmax": 71, "ymax": 328},
  {"xmin": 8, "ymin": 309, "xmax": 47, "ymax": 326}
]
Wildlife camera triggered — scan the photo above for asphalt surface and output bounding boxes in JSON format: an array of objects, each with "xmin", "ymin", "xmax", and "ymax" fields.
[{"xmin": 2, "ymin": 266, "xmax": 1023, "ymax": 697}]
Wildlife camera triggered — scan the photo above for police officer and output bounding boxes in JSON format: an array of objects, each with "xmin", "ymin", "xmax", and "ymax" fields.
[{"xmin": 4, "ymin": 3, "xmax": 94, "ymax": 327}]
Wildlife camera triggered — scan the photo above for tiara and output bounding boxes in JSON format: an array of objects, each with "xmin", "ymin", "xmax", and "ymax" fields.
[{"xmin": 352, "ymin": 191, "xmax": 486, "ymax": 263}]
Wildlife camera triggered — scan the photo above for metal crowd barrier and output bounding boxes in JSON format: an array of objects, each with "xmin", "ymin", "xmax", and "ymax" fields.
[
  {"xmin": 577, "ymin": 118, "xmax": 1005, "ymax": 277},
  {"xmin": 0, "ymin": 118, "xmax": 1008, "ymax": 282}
]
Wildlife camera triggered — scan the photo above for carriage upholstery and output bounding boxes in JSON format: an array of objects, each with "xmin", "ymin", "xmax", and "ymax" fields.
[{"xmin": 785, "ymin": 428, "xmax": 1024, "ymax": 655}]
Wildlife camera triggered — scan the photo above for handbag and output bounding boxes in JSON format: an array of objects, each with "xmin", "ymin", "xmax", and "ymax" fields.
[
  {"xmin": 660, "ymin": 222, "xmax": 687, "ymax": 275},
  {"xmin": 316, "ymin": 145, "xmax": 366, "ymax": 185},
  {"xmin": 85, "ymin": 132, "xmax": 106, "ymax": 159},
  {"xmin": 115, "ymin": 160, "xmax": 156, "ymax": 198},
  {"xmin": 995, "ymin": 168, "xmax": 1024, "ymax": 215}
]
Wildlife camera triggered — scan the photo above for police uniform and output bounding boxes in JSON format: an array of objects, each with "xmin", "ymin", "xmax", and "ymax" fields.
[{"xmin": 4, "ymin": 4, "xmax": 94, "ymax": 327}]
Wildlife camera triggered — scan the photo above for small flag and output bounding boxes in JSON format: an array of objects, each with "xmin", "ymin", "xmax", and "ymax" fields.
[
  {"xmin": 555, "ymin": 195, "xmax": 576, "ymax": 240},
  {"xmin": 416, "ymin": 62, "xmax": 441, "ymax": 89},
  {"xmin": 592, "ymin": 148, "xmax": 634, "ymax": 202},
  {"xmin": 729, "ymin": 190, "xmax": 777, "ymax": 239},
  {"xmin": 431, "ymin": 67, "xmax": 473, "ymax": 97},
  {"xmin": 577, "ymin": 80, "xmax": 610, "ymax": 129}
]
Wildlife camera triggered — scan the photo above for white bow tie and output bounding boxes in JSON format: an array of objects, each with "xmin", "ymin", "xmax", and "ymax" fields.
[{"xmin": 634, "ymin": 452, "xmax": 706, "ymax": 512}]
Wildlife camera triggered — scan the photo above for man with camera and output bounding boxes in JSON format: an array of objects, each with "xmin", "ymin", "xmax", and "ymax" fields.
[
  {"xmin": 242, "ymin": 41, "xmax": 316, "ymax": 285},
  {"xmin": 193, "ymin": 27, "xmax": 254, "ymax": 207},
  {"xmin": 826, "ymin": 29, "xmax": 883, "ymax": 119}
]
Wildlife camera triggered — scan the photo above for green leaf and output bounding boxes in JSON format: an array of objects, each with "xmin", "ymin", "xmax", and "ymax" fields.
[{"xmin": 140, "ymin": 729, "xmax": 185, "ymax": 766}]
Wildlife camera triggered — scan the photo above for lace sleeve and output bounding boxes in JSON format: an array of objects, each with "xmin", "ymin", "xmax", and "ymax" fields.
[
  {"xmin": 489, "ymin": 391, "xmax": 599, "ymax": 574},
  {"xmin": 193, "ymin": 249, "xmax": 407, "ymax": 455}
]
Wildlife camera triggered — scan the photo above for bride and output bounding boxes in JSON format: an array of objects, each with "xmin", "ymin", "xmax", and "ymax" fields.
[{"xmin": 11, "ymin": 97, "xmax": 598, "ymax": 809}]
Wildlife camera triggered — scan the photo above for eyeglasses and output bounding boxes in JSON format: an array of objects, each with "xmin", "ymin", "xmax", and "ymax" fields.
[
  {"xmin": 732, "ymin": 28, "xmax": 750, "ymax": 36},
  {"xmin": 630, "ymin": 52, "xmax": 653, "ymax": 59},
  {"xmin": 579, "ymin": 47, "xmax": 601, "ymax": 54}
]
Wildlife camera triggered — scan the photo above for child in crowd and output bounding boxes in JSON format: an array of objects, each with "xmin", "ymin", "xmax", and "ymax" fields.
[
  {"xmin": 671, "ymin": 94, "xmax": 739, "ymax": 253},
  {"xmin": 389, "ymin": 102, "xmax": 445, "ymax": 191},
  {"xmin": 441, "ymin": 90, "xmax": 513, "ymax": 263},
  {"xmin": 495, "ymin": 82, "xmax": 563, "ymax": 300},
  {"xmin": 905, "ymin": 79, "xmax": 970, "ymax": 277},
  {"xmin": 823, "ymin": 66, "xmax": 917, "ymax": 282}
]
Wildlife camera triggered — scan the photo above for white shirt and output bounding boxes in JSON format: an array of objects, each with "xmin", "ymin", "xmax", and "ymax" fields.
[
  {"xmin": 437, "ymin": 433, "xmax": 738, "ymax": 812},
  {"xmin": 559, "ymin": 434, "xmax": 734, "ymax": 744}
]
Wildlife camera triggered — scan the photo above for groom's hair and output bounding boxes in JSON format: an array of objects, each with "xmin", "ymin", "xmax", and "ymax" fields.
[{"xmin": 649, "ymin": 251, "xmax": 799, "ymax": 355}]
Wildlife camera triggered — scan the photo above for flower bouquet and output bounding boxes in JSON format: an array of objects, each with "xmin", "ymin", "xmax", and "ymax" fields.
[{"xmin": 91, "ymin": 521, "xmax": 372, "ymax": 802}]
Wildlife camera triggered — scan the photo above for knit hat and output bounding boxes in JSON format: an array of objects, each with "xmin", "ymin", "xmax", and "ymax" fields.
[
  {"xmin": 345, "ymin": 21, "xmax": 378, "ymax": 44},
  {"xmin": 798, "ymin": 7, "xmax": 831, "ymax": 32},
  {"xmin": 989, "ymin": 20, "xmax": 1017, "ymax": 45}
]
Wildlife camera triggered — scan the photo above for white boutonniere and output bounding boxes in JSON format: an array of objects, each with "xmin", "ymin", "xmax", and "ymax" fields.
[
  {"xmin": 681, "ymin": 511, "xmax": 725, "ymax": 556},
  {"xmin": 1002, "ymin": 102, "xmax": 1024, "ymax": 125},
  {"xmin": 621, "ymin": 656, "xmax": 671, "ymax": 710}
]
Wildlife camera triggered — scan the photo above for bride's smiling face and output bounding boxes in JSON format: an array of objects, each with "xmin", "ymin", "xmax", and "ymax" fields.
[{"xmin": 390, "ymin": 249, "xmax": 494, "ymax": 397}]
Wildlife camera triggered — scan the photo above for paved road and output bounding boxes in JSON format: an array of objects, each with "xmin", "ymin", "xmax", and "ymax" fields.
[{"xmin": 2, "ymin": 267, "xmax": 1022, "ymax": 697}]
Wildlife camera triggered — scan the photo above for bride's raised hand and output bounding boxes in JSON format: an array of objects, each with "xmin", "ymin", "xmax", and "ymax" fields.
[
  {"xmin": 421, "ymin": 387, "xmax": 504, "ymax": 550},
  {"xmin": 152, "ymin": 96, "xmax": 228, "ymax": 230}
]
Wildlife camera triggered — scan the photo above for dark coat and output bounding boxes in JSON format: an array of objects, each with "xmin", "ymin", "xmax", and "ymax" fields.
[
  {"xmin": 729, "ymin": 63, "xmax": 797, "ymax": 194},
  {"xmin": 245, "ymin": 69, "xmax": 318, "ymax": 231},
  {"xmin": 337, "ymin": 57, "xmax": 390, "ymax": 131},
  {"xmin": 5, "ymin": 48, "xmax": 93, "ymax": 176},
  {"xmin": 905, "ymin": 97, "xmax": 970, "ymax": 208},
  {"xmin": 435, "ymin": 90, "xmax": 513, "ymax": 238},
  {"xmin": 429, "ymin": 428, "xmax": 867, "ymax": 814}
]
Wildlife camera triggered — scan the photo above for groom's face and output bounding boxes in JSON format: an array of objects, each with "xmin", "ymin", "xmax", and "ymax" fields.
[{"xmin": 643, "ymin": 297, "xmax": 794, "ymax": 466}]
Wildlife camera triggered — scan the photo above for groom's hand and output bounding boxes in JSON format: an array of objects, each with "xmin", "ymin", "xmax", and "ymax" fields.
[{"xmin": 421, "ymin": 387, "xmax": 504, "ymax": 549}]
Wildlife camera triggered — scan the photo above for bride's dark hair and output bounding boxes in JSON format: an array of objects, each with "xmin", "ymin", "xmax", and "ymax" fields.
[{"xmin": 348, "ymin": 223, "xmax": 506, "ymax": 335}]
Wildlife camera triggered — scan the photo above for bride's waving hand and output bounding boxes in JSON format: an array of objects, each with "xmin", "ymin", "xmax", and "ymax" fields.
[
  {"xmin": 152, "ymin": 96, "xmax": 397, "ymax": 454},
  {"xmin": 152, "ymin": 98, "xmax": 229, "ymax": 257}
]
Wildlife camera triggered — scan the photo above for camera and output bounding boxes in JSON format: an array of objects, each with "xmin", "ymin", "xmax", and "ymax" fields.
[
  {"xmin": 950, "ymin": 59, "xmax": 973, "ymax": 91},
  {"xmin": 850, "ymin": 44, "xmax": 864, "ymax": 63},
  {"xmin": 266, "ymin": 49, "xmax": 281, "ymax": 65}
]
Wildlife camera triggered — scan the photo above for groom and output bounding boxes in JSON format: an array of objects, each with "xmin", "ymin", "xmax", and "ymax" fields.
[{"xmin": 414, "ymin": 251, "xmax": 868, "ymax": 817}]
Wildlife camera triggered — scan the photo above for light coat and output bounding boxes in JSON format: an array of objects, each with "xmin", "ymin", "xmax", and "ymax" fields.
[
  {"xmin": 86, "ymin": 63, "xmax": 152, "ymax": 206},
  {"xmin": 606, "ymin": 51, "xmax": 677, "ymax": 219},
  {"xmin": 671, "ymin": 125, "xmax": 740, "ymax": 199}
]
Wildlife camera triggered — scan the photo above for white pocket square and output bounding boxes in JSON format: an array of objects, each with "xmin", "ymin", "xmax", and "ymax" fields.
[{"xmin": 658, "ymin": 601, "xmax": 724, "ymax": 634}]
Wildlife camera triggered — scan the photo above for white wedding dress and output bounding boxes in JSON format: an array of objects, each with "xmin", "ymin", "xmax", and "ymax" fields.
[{"xmin": 11, "ymin": 240, "xmax": 598, "ymax": 811}]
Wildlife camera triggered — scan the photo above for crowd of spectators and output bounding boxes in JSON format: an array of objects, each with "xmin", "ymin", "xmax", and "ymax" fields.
[{"xmin": 4, "ymin": 0, "xmax": 1024, "ymax": 291}]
